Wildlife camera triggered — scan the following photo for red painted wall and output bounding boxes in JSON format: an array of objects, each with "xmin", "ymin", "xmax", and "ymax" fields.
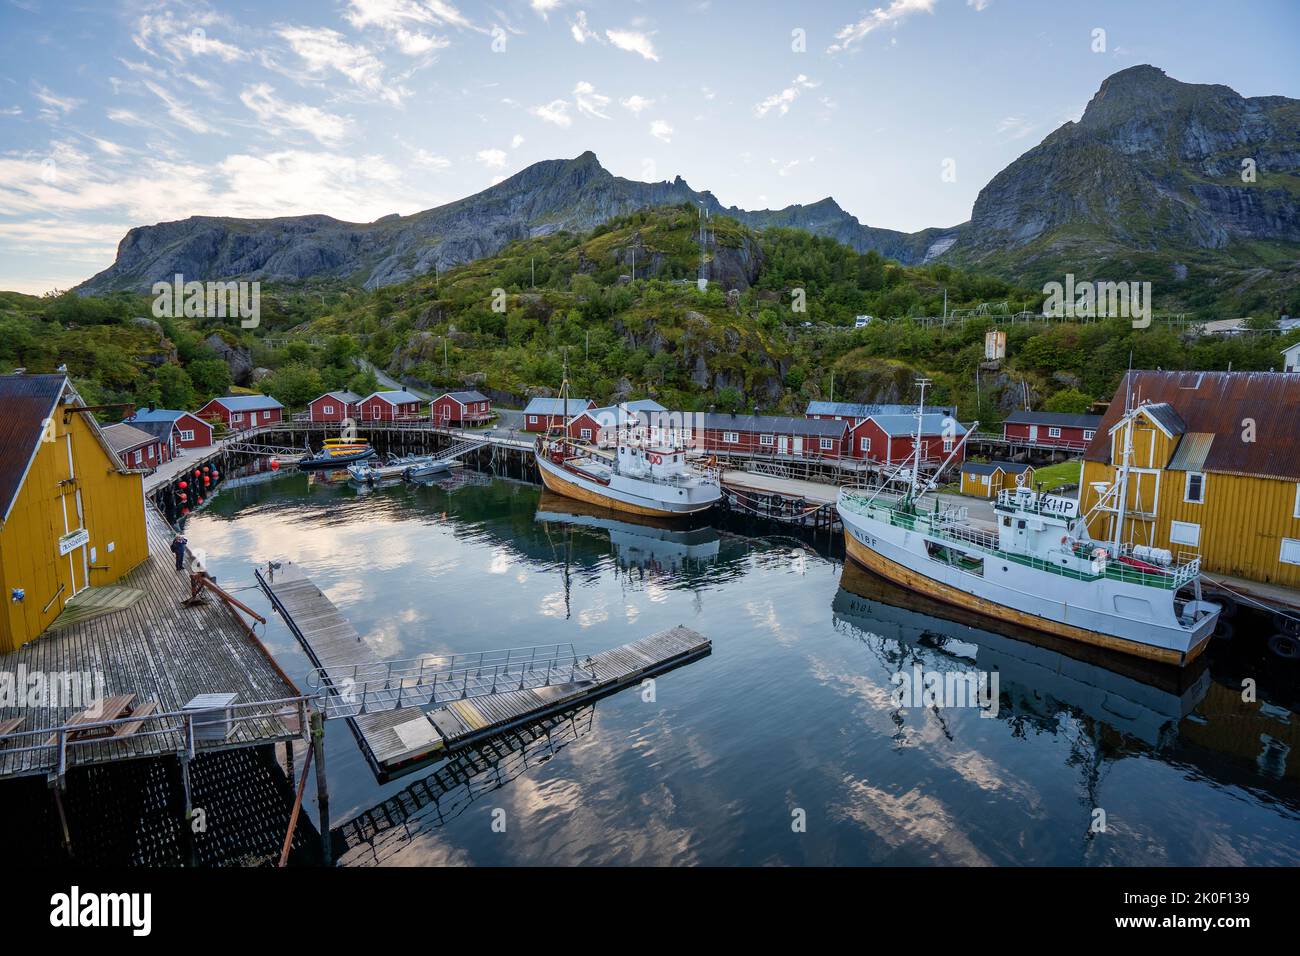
[
  {"xmin": 1002, "ymin": 422, "xmax": 1096, "ymax": 448},
  {"xmin": 433, "ymin": 395, "xmax": 492, "ymax": 425},
  {"xmin": 308, "ymin": 395, "xmax": 354, "ymax": 422}
]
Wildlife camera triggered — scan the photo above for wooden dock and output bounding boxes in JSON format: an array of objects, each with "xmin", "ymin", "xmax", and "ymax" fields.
[
  {"xmin": 256, "ymin": 562, "xmax": 711, "ymax": 782},
  {"xmin": 0, "ymin": 506, "xmax": 305, "ymax": 781}
]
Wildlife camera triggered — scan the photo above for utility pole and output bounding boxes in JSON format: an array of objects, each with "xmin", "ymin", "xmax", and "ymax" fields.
[{"xmin": 531, "ymin": 257, "xmax": 535, "ymax": 289}]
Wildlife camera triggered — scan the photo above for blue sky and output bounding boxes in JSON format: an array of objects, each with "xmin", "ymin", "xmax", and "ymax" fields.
[{"xmin": 0, "ymin": 0, "xmax": 1297, "ymax": 294}]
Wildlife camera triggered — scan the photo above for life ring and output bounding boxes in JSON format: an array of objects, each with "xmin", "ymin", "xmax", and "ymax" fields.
[{"xmin": 647, "ymin": 453, "xmax": 662, "ymax": 465}]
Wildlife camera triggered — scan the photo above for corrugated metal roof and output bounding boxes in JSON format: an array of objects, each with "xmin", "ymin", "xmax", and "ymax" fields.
[
  {"xmin": 440, "ymin": 390, "xmax": 488, "ymax": 404},
  {"xmin": 208, "ymin": 394, "xmax": 284, "ymax": 412},
  {"xmin": 364, "ymin": 389, "xmax": 422, "ymax": 405},
  {"xmin": 1166, "ymin": 432, "xmax": 1215, "ymax": 473},
  {"xmin": 127, "ymin": 418, "xmax": 175, "ymax": 443},
  {"xmin": 524, "ymin": 397, "xmax": 594, "ymax": 415},
  {"xmin": 1084, "ymin": 370, "xmax": 1300, "ymax": 480},
  {"xmin": 1003, "ymin": 410, "xmax": 1103, "ymax": 429},
  {"xmin": 127, "ymin": 408, "xmax": 186, "ymax": 423},
  {"xmin": 316, "ymin": 390, "xmax": 361, "ymax": 404},
  {"xmin": 806, "ymin": 400, "xmax": 955, "ymax": 419},
  {"xmin": 0, "ymin": 374, "xmax": 65, "ymax": 522},
  {"xmin": 961, "ymin": 460, "xmax": 1033, "ymax": 476},
  {"xmin": 582, "ymin": 399, "xmax": 667, "ymax": 421},
  {"xmin": 869, "ymin": 413, "xmax": 968, "ymax": 437},
  {"xmin": 1141, "ymin": 402, "xmax": 1187, "ymax": 436},
  {"xmin": 703, "ymin": 413, "xmax": 847, "ymax": 437},
  {"xmin": 101, "ymin": 423, "xmax": 157, "ymax": 453}
]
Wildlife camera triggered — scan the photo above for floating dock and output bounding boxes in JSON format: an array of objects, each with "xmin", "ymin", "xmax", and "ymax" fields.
[{"xmin": 256, "ymin": 561, "xmax": 710, "ymax": 782}]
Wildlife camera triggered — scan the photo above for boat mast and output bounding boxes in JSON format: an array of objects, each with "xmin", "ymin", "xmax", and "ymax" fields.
[
  {"xmin": 910, "ymin": 378, "xmax": 930, "ymax": 504},
  {"xmin": 1110, "ymin": 376, "xmax": 1135, "ymax": 555}
]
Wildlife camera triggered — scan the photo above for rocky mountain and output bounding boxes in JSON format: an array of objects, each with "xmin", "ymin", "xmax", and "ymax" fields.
[
  {"xmin": 946, "ymin": 65, "xmax": 1300, "ymax": 279},
  {"xmin": 79, "ymin": 66, "xmax": 1298, "ymax": 302},
  {"xmin": 79, "ymin": 150, "xmax": 932, "ymax": 295}
]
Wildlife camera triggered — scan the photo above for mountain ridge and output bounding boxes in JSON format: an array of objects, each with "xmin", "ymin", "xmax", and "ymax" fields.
[{"xmin": 78, "ymin": 64, "xmax": 1299, "ymax": 306}]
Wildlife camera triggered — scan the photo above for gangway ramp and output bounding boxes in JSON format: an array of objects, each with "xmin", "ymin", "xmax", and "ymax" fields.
[{"xmin": 256, "ymin": 561, "xmax": 710, "ymax": 782}]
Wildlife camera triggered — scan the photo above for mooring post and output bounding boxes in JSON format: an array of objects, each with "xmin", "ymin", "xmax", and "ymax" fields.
[{"xmin": 311, "ymin": 707, "xmax": 332, "ymax": 865}]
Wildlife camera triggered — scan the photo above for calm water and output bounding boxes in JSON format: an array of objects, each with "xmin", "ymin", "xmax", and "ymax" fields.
[{"xmin": 187, "ymin": 469, "xmax": 1300, "ymax": 866}]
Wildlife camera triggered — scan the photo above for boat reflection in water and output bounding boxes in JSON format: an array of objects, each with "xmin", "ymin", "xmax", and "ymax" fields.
[
  {"xmin": 836, "ymin": 561, "xmax": 1300, "ymax": 790},
  {"xmin": 834, "ymin": 560, "xmax": 1212, "ymax": 748},
  {"xmin": 534, "ymin": 490, "xmax": 721, "ymax": 576}
]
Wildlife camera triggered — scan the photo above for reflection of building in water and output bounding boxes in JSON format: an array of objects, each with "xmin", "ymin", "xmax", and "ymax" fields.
[
  {"xmin": 535, "ymin": 490, "xmax": 721, "ymax": 575},
  {"xmin": 334, "ymin": 707, "xmax": 595, "ymax": 866},
  {"xmin": 835, "ymin": 561, "xmax": 1300, "ymax": 785}
]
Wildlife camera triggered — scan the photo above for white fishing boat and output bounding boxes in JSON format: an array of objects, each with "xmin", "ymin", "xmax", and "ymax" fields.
[
  {"xmin": 347, "ymin": 454, "xmax": 450, "ymax": 484},
  {"xmin": 835, "ymin": 383, "xmax": 1220, "ymax": 666},
  {"xmin": 533, "ymin": 378, "xmax": 721, "ymax": 518}
]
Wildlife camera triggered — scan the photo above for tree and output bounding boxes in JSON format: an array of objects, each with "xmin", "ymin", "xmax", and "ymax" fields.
[
  {"xmin": 154, "ymin": 364, "xmax": 195, "ymax": 409},
  {"xmin": 1044, "ymin": 388, "xmax": 1094, "ymax": 414},
  {"xmin": 716, "ymin": 386, "xmax": 744, "ymax": 413},
  {"xmin": 187, "ymin": 358, "xmax": 232, "ymax": 398},
  {"xmin": 262, "ymin": 363, "xmax": 324, "ymax": 409}
]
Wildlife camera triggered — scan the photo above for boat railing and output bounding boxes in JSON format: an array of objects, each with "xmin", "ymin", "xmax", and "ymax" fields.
[{"xmin": 305, "ymin": 643, "xmax": 599, "ymax": 716}]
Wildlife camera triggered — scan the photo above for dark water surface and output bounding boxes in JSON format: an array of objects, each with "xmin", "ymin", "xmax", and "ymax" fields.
[{"xmin": 187, "ymin": 469, "xmax": 1300, "ymax": 866}]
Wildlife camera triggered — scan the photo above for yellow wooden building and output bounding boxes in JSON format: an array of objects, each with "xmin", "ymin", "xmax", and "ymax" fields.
[
  {"xmin": 0, "ymin": 374, "xmax": 149, "ymax": 652},
  {"xmin": 959, "ymin": 460, "xmax": 1034, "ymax": 499},
  {"xmin": 1080, "ymin": 370, "xmax": 1300, "ymax": 589}
]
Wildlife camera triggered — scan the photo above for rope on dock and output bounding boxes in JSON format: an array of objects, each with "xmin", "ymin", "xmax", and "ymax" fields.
[{"xmin": 1201, "ymin": 574, "xmax": 1300, "ymax": 624}]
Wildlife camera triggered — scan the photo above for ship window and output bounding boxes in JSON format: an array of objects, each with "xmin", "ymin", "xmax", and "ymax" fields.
[
  {"xmin": 1002, "ymin": 516, "xmax": 1011, "ymax": 527},
  {"xmin": 1184, "ymin": 472, "xmax": 1205, "ymax": 504},
  {"xmin": 1017, "ymin": 520, "xmax": 1026, "ymax": 530}
]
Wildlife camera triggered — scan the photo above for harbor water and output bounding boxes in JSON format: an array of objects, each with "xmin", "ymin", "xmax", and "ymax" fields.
[{"xmin": 185, "ymin": 469, "xmax": 1300, "ymax": 866}]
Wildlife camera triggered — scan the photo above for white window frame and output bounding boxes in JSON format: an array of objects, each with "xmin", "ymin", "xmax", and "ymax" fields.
[
  {"xmin": 1293, "ymin": 483, "xmax": 1300, "ymax": 519},
  {"xmin": 1170, "ymin": 521, "xmax": 1201, "ymax": 547},
  {"xmin": 723, "ymin": 431, "xmax": 739, "ymax": 444},
  {"xmin": 981, "ymin": 474, "xmax": 990, "ymax": 486},
  {"xmin": 1281, "ymin": 538, "xmax": 1300, "ymax": 566},
  {"xmin": 579, "ymin": 428, "xmax": 592, "ymax": 440},
  {"xmin": 322, "ymin": 404, "xmax": 334, "ymax": 415},
  {"xmin": 179, "ymin": 429, "xmax": 194, "ymax": 442},
  {"xmin": 1183, "ymin": 471, "xmax": 1205, "ymax": 504},
  {"xmin": 819, "ymin": 437, "xmax": 833, "ymax": 451},
  {"xmin": 1083, "ymin": 429, "xmax": 1095, "ymax": 441},
  {"xmin": 263, "ymin": 409, "xmax": 271, "ymax": 420},
  {"xmin": 528, "ymin": 415, "xmax": 538, "ymax": 424},
  {"xmin": 943, "ymin": 437, "xmax": 955, "ymax": 452},
  {"xmin": 1048, "ymin": 427, "xmax": 1062, "ymax": 438},
  {"xmin": 231, "ymin": 412, "xmax": 243, "ymax": 424},
  {"xmin": 133, "ymin": 449, "xmax": 143, "ymax": 465},
  {"xmin": 759, "ymin": 434, "xmax": 775, "ymax": 447},
  {"xmin": 859, "ymin": 436, "xmax": 871, "ymax": 453}
]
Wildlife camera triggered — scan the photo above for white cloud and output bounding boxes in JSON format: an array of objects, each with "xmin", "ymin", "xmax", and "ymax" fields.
[
  {"xmin": 530, "ymin": 0, "xmax": 564, "ymax": 17},
  {"xmin": 570, "ymin": 10, "xmax": 597, "ymax": 43},
  {"xmin": 573, "ymin": 80, "xmax": 610, "ymax": 119},
  {"xmin": 968, "ymin": 0, "xmax": 990, "ymax": 10},
  {"xmin": 143, "ymin": 80, "xmax": 218, "ymax": 134},
  {"xmin": 240, "ymin": 83, "xmax": 351, "ymax": 147},
  {"xmin": 476, "ymin": 148, "xmax": 507, "ymax": 168},
  {"xmin": 33, "ymin": 84, "xmax": 81, "ymax": 119},
  {"xmin": 530, "ymin": 98, "xmax": 572, "ymax": 127},
  {"xmin": 90, "ymin": 137, "xmax": 126, "ymax": 157},
  {"xmin": 412, "ymin": 149, "xmax": 451, "ymax": 170},
  {"xmin": 649, "ymin": 119, "xmax": 672, "ymax": 143},
  {"xmin": 132, "ymin": 10, "xmax": 247, "ymax": 63},
  {"xmin": 995, "ymin": 115, "xmax": 1036, "ymax": 139},
  {"xmin": 510, "ymin": 133, "xmax": 525, "ymax": 148},
  {"xmin": 827, "ymin": 0, "xmax": 936, "ymax": 54},
  {"xmin": 605, "ymin": 28, "xmax": 659, "ymax": 61},
  {"xmin": 753, "ymin": 75, "xmax": 818, "ymax": 118},
  {"xmin": 0, "ymin": 106, "xmax": 22, "ymax": 117},
  {"xmin": 279, "ymin": 25, "xmax": 407, "ymax": 106},
  {"xmin": 620, "ymin": 94, "xmax": 654, "ymax": 114},
  {"xmin": 343, "ymin": 0, "xmax": 466, "ymax": 53}
]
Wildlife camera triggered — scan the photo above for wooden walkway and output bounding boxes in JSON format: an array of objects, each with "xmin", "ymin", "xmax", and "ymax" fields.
[
  {"xmin": 257, "ymin": 562, "xmax": 711, "ymax": 782},
  {"xmin": 0, "ymin": 507, "xmax": 303, "ymax": 781}
]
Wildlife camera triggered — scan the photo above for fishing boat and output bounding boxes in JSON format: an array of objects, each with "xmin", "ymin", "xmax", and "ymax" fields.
[
  {"xmin": 298, "ymin": 437, "xmax": 375, "ymax": 470},
  {"xmin": 835, "ymin": 382, "xmax": 1220, "ymax": 666},
  {"xmin": 533, "ymin": 379, "xmax": 721, "ymax": 518}
]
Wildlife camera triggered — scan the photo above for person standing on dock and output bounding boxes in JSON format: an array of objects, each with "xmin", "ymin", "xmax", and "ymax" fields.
[{"xmin": 171, "ymin": 534, "xmax": 188, "ymax": 571}]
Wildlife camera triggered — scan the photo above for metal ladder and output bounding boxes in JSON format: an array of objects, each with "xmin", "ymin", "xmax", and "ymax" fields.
[
  {"xmin": 308, "ymin": 643, "xmax": 598, "ymax": 718},
  {"xmin": 436, "ymin": 437, "xmax": 490, "ymax": 462}
]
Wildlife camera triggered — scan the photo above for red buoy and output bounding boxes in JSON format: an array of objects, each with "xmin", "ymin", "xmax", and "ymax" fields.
[
  {"xmin": 270, "ymin": 459, "xmax": 280, "ymax": 471},
  {"xmin": 179, "ymin": 481, "xmax": 187, "ymax": 489}
]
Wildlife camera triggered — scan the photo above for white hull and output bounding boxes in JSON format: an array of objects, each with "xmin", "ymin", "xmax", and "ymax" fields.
[
  {"xmin": 837, "ymin": 495, "xmax": 1216, "ymax": 666},
  {"xmin": 535, "ymin": 448, "xmax": 720, "ymax": 517}
]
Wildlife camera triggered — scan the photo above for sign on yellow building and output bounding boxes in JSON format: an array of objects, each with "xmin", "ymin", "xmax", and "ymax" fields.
[
  {"xmin": 1080, "ymin": 370, "xmax": 1300, "ymax": 589},
  {"xmin": 0, "ymin": 374, "xmax": 149, "ymax": 652}
]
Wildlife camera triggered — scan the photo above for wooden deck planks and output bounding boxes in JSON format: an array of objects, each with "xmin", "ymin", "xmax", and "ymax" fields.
[{"xmin": 0, "ymin": 506, "xmax": 302, "ymax": 780}]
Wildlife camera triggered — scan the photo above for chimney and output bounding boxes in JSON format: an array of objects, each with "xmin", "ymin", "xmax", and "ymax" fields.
[{"xmin": 149, "ymin": 401, "xmax": 156, "ymax": 412}]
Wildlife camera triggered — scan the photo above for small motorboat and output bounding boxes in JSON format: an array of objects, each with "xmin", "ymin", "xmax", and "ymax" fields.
[
  {"xmin": 348, "ymin": 454, "xmax": 449, "ymax": 484},
  {"xmin": 298, "ymin": 437, "xmax": 376, "ymax": 470}
]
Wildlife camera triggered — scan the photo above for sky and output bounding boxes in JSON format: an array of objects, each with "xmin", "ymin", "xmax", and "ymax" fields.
[{"xmin": 0, "ymin": 0, "xmax": 1297, "ymax": 295}]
